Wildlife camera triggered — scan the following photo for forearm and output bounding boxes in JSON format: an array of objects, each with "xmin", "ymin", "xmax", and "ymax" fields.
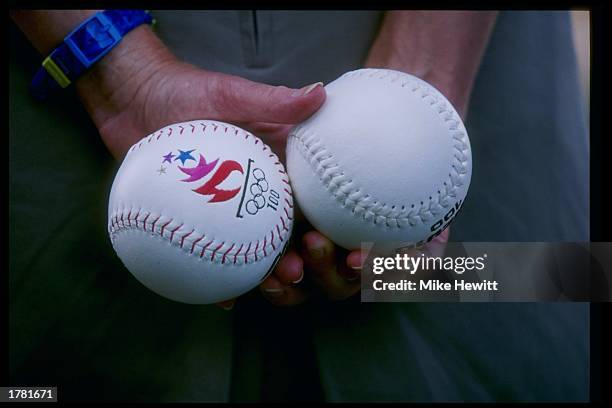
[
  {"xmin": 10, "ymin": 10, "xmax": 100, "ymax": 54},
  {"xmin": 365, "ymin": 11, "xmax": 498, "ymax": 118},
  {"xmin": 10, "ymin": 10, "xmax": 176, "ymax": 129}
]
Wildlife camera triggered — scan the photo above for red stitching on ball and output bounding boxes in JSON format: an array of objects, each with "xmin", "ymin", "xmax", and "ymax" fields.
[
  {"xmin": 211, "ymin": 242, "xmax": 224, "ymax": 262},
  {"xmin": 142, "ymin": 213, "xmax": 150, "ymax": 231},
  {"xmin": 191, "ymin": 234, "xmax": 205, "ymax": 254},
  {"xmin": 222, "ymin": 243, "xmax": 235, "ymax": 264},
  {"xmin": 282, "ymin": 179, "xmax": 290, "ymax": 185},
  {"xmin": 169, "ymin": 223, "xmax": 183, "ymax": 242},
  {"xmin": 190, "ymin": 124, "xmax": 195, "ymax": 133},
  {"xmin": 180, "ymin": 229, "xmax": 195, "ymax": 248},
  {"xmin": 200, "ymin": 240, "xmax": 213, "ymax": 258},
  {"xmin": 110, "ymin": 210, "xmax": 291, "ymax": 266},
  {"xmin": 234, "ymin": 243, "xmax": 244, "ymax": 264},
  {"xmin": 150, "ymin": 215, "xmax": 162, "ymax": 232},
  {"xmin": 160, "ymin": 219, "xmax": 173, "ymax": 238},
  {"xmin": 167, "ymin": 128, "xmax": 173, "ymax": 137},
  {"xmin": 179, "ymin": 125, "xmax": 184, "ymax": 135},
  {"xmin": 244, "ymin": 242, "xmax": 252, "ymax": 263},
  {"xmin": 276, "ymin": 224, "xmax": 283, "ymax": 241},
  {"xmin": 285, "ymin": 198, "xmax": 293, "ymax": 208}
]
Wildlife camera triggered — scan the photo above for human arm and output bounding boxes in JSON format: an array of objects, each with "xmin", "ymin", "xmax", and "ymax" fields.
[{"xmin": 10, "ymin": 10, "xmax": 326, "ymax": 159}]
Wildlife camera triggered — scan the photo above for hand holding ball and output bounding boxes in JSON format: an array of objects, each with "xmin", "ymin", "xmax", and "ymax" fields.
[{"xmin": 107, "ymin": 68, "xmax": 472, "ymax": 303}]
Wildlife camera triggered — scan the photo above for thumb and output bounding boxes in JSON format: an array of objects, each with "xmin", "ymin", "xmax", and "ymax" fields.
[{"xmin": 210, "ymin": 74, "xmax": 326, "ymax": 124}]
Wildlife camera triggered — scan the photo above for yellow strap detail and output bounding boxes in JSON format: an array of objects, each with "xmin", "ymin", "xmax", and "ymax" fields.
[{"xmin": 42, "ymin": 57, "xmax": 71, "ymax": 88}]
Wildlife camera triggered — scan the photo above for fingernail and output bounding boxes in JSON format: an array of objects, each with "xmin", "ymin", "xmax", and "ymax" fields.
[
  {"xmin": 304, "ymin": 82, "xmax": 324, "ymax": 95},
  {"xmin": 292, "ymin": 270, "xmax": 304, "ymax": 284},
  {"xmin": 347, "ymin": 253, "xmax": 366, "ymax": 270},
  {"xmin": 292, "ymin": 82, "xmax": 323, "ymax": 97},
  {"xmin": 263, "ymin": 287, "xmax": 285, "ymax": 297}
]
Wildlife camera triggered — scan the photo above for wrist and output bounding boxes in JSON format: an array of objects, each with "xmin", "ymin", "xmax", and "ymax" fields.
[
  {"xmin": 365, "ymin": 52, "xmax": 472, "ymax": 120},
  {"xmin": 75, "ymin": 25, "xmax": 177, "ymax": 129},
  {"xmin": 420, "ymin": 71, "xmax": 472, "ymax": 120},
  {"xmin": 365, "ymin": 11, "xmax": 497, "ymax": 120},
  {"xmin": 366, "ymin": 58, "xmax": 470, "ymax": 120}
]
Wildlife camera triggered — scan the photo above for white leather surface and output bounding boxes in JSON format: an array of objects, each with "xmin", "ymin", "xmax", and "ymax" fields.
[
  {"xmin": 108, "ymin": 120, "xmax": 292, "ymax": 304},
  {"xmin": 287, "ymin": 69, "xmax": 472, "ymax": 251}
]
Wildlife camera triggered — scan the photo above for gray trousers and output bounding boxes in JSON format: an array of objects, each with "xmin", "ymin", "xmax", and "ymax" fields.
[{"xmin": 9, "ymin": 11, "xmax": 589, "ymax": 401}]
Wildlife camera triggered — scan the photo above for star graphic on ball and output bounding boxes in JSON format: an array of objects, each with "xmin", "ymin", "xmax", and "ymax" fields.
[
  {"xmin": 175, "ymin": 149, "xmax": 196, "ymax": 165},
  {"xmin": 162, "ymin": 152, "xmax": 175, "ymax": 163}
]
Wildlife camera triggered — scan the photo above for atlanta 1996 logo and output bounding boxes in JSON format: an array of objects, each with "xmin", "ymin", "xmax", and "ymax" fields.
[{"xmin": 157, "ymin": 148, "xmax": 280, "ymax": 219}]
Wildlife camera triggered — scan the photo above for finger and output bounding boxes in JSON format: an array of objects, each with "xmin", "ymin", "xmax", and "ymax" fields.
[
  {"xmin": 210, "ymin": 73, "xmax": 326, "ymax": 124},
  {"xmin": 301, "ymin": 230, "xmax": 337, "ymax": 281},
  {"xmin": 346, "ymin": 250, "xmax": 368, "ymax": 270},
  {"xmin": 259, "ymin": 274, "xmax": 309, "ymax": 306},
  {"xmin": 423, "ymin": 226, "xmax": 450, "ymax": 257},
  {"xmin": 216, "ymin": 298, "xmax": 236, "ymax": 311},
  {"xmin": 302, "ymin": 231, "xmax": 358, "ymax": 300},
  {"xmin": 238, "ymin": 122, "xmax": 293, "ymax": 142},
  {"xmin": 273, "ymin": 250, "xmax": 304, "ymax": 285},
  {"xmin": 342, "ymin": 250, "xmax": 367, "ymax": 282}
]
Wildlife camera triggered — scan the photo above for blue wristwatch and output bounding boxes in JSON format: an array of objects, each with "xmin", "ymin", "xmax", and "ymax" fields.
[{"xmin": 30, "ymin": 10, "xmax": 154, "ymax": 101}]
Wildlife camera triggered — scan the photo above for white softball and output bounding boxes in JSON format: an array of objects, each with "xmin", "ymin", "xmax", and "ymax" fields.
[
  {"xmin": 108, "ymin": 120, "xmax": 293, "ymax": 304},
  {"xmin": 286, "ymin": 68, "xmax": 472, "ymax": 251}
]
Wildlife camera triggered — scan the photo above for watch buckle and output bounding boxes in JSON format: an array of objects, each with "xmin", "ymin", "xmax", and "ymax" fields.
[{"xmin": 64, "ymin": 13, "xmax": 122, "ymax": 67}]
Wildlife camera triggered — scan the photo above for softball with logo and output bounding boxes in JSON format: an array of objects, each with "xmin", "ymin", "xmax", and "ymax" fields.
[
  {"xmin": 287, "ymin": 68, "xmax": 472, "ymax": 252},
  {"xmin": 108, "ymin": 120, "xmax": 293, "ymax": 304}
]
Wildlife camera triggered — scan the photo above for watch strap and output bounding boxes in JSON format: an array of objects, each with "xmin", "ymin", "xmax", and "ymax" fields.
[{"xmin": 30, "ymin": 10, "xmax": 153, "ymax": 101}]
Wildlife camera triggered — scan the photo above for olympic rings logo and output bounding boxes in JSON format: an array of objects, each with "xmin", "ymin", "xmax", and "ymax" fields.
[{"xmin": 245, "ymin": 168, "xmax": 269, "ymax": 215}]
